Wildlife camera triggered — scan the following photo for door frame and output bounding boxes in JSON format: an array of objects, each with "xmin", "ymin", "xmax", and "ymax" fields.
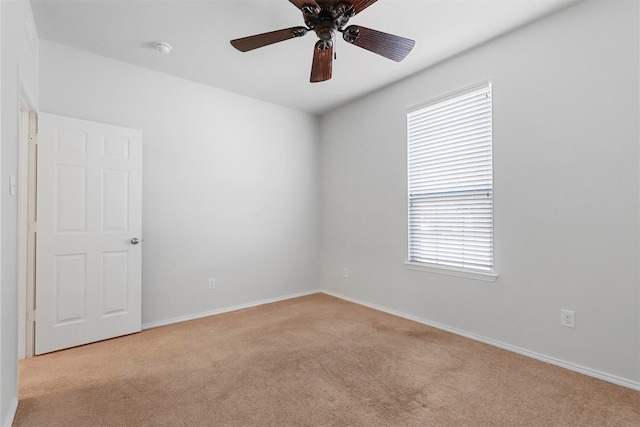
[{"xmin": 18, "ymin": 80, "xmax": 37, "ymax": 358}]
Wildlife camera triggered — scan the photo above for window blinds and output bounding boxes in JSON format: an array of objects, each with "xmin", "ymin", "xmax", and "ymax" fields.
[{"xmin": 407, "ymin": 82, "xmax": 493, "ymax": 271}]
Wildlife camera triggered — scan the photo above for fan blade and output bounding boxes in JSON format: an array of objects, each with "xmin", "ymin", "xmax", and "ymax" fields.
[
  {"xmin": 289, "ymin": 0, "xmax": 321, "ymax": 14},
  {"xmin": 349, "ymin": 0, "xmax": 378, "ymax": 15},
  {"xmin": 342, "ymin": 25, "xmax": 415, "ymax": 62},
  {"xmin": 310, "ymin": 41, "xmax": 333, "ymax": 83},
  {"xmin": 230, "ymin": 27, "xmax": 308, "ymax": 52}
]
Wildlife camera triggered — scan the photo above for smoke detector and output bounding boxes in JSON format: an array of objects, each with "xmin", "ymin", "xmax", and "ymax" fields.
[{"xmin": 154, "ymin": 42, "xmax": 172, "ymax": 54}]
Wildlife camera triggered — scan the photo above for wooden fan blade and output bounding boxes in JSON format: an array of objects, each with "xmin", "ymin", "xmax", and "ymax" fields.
[
  {"xmin": 342, "ymin": 25, "xmax": 415, "ymax": 62},
  {"xmin": 310, "ymin": 41, "xmax": 333, "ymax": 83},
  {"xmin": 289, "ymin": 0, "xmax": 320, "ymax": 13},
  {"xmin": 349, "ymin": 0, "xmax": 378, "ymax": 15},
  {"xmin": 230, "ymin": 27, "xmax": 308, "ymax": 52}
]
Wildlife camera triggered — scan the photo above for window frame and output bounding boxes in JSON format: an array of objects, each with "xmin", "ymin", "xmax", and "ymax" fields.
[{"xmin": 405, "ymin": 81, "xmax": 497, "ymax": 282}]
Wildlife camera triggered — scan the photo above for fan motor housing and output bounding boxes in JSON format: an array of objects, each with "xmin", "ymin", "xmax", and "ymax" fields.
[{"xmin": 304, "ymin": 0, "xmax": 353, "ymax": 41}]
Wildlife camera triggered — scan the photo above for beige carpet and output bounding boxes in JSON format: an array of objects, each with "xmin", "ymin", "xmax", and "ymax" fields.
[{"xmin": 14, "ymin": 293, "xmax": 640, "ymax": 426}]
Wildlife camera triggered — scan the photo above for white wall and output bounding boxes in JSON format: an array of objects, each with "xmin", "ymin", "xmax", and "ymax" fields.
[
  {"xmin": 5, "ymin": 7, "xmax": 636, "ymax": 427},
  {"xmin": 320, "ymin": 0, "xmax": 640, "ymax": 386},
  {"xmin": 1, "ymin": 0, "xmax": 39, "ymax": 425},
  {"xmin": 39, "ymin": 41, "xmax": 320, "ymax": 326}
]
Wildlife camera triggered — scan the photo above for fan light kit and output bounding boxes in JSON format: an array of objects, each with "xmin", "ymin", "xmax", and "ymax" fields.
[
  {"xmin": 154, "ymin": 41, "xmax": 172, "ymax": 54},
  {"xmin": 230, "ymin": 0, "xmax": 415, "ymax": 83}
]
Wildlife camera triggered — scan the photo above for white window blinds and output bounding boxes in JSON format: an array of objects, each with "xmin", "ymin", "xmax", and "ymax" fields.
[{"xmin": 407, "ymin": 82, "xmax": 493, "ymax": 271}]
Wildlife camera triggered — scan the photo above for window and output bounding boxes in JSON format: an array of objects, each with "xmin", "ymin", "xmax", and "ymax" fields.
[{"xmin": 407, "ymin": 81, "xmax": 493, "ymax": 276}]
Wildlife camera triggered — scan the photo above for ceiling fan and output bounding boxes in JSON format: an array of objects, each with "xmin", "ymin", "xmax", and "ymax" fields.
[{"xmin": 230, "ymin": 0, "xmax": 415, "ymax": 83}]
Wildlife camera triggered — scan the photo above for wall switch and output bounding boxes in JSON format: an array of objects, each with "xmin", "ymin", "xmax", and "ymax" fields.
[
  {"xmin": 561, "ymin": 309, "xmax": 575, "ymax": 328},
  {"xmin": 342, "ymin": 268, "xmax": 349, "ymax": 278},
  {"xmin": 208, "ymin": 277, "xmax": 216, "ymax": 290}
]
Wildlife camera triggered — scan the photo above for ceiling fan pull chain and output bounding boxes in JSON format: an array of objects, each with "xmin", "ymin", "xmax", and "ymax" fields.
[{"xmin": 333, "ymin": 32, "xmax": 337, "ymax": 60}]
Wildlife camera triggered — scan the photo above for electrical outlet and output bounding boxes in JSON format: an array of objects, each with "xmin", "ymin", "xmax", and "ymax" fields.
[
  {"xmin": 561, "ymin": 309, "xmax": 575, "ymax": 328},
  {"xmin": 342, "ymin": 268, "xmax": 349, "ymax": 278},
  {"xmin": 208, "ymin": 277, "xmax": 216, "ymax": 290}
]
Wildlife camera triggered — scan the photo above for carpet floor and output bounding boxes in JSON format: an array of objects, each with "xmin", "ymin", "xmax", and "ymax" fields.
[{"xmin": 14, "ymin": 293, "xmax": 640, "ymax": 426}]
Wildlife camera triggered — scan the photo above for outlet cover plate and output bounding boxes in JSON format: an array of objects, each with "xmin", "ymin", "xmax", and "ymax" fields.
[{"xmin": 561, "ymin": 309, "xmax": 575, "ymax": 328}]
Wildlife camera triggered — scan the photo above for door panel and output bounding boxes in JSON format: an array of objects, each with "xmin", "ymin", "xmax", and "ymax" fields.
[
  {"xmin": 36, "ymin": 113, "xmax": 142, "ymax": 355},
  {"xmin": 103, "ymin": 169, "xmax": 129, "ymax": 231},
  {"xmin": 54, "ymin": 254, "xmax": 86, "ymax": 324},
  {"xmin": 102, "ymin": 251, "xmax": 129, "ymax": 315},
  {"xmin": 56, "ymin": 165, "xmax": 87, "ymax": 232}
]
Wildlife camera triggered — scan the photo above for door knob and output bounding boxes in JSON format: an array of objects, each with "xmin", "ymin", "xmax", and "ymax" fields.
[{"xmin": 131, "ymin": 237, "xmax": 140, "ymax": 245}]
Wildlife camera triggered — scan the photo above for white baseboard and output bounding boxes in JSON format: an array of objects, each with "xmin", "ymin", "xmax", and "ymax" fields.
[
  {"xmin": 142, "ymin": 289, "xmax": 321, "ymax": 330},
  {"xmin": 3, "ymin": 398, "xmax": 18, "ymax": 427},
  {"xmin": 321, "ymin": 289, "xmax": 640, "ymax": 392},
  {"xmin": 139, "ymin": 287, "xmax": 639, "ymax": 391}
]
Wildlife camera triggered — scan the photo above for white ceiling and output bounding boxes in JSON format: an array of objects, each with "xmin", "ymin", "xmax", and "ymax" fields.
[{"xmin": 30, "ymin": 0, "xmax": 580, "ymax": 115}]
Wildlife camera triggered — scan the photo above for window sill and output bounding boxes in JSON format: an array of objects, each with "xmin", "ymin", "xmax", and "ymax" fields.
[{"xmin": 404, "ymin": 261, "xmax": 498, "ymax": 282}]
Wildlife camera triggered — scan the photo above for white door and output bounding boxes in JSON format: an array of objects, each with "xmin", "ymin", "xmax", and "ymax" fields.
[{"xmin": 35, "ymin": 113, "xmax": 142, "ymax": 355}]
